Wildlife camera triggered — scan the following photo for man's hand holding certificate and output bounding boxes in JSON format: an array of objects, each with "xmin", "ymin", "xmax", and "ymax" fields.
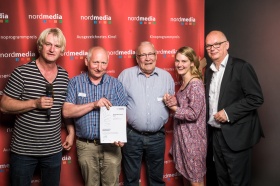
[{"xmin": 100, "ymin": 106, "xmax": 127, "ymax": 145}]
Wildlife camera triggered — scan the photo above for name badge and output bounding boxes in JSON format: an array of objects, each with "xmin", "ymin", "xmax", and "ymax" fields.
[
  {"xmin": 157, "ymin": 97, "xmax": 163, "ymax": 101},
  {"xmin": 78, "ymin": 92, "xmax": 86, "ymax": 97}
]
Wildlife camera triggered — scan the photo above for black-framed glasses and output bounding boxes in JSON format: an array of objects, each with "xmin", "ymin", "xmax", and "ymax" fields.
[
  {"xmin": 137, "ymin": 52, "xmax": 156, "ymax": 59},
  {"xmin": 205, "ymin": 41, "xmax": 227, "ymax": 50}
]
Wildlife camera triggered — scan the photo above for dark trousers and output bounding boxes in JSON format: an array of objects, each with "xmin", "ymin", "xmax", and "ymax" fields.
[
  {"xmin": 122, "ymin": 127, "xmax": 165, "ymax": 186},
  {"xmin": 206, "ymin": 125, "xmax": 218, "ymax": 186},
  {"xmin": 10, "ymin": 151, "xmax": 62, "ymax": 186},
  {"xmin": 213, "ymin": 129, "xmax": 252, "ymax": 186}
]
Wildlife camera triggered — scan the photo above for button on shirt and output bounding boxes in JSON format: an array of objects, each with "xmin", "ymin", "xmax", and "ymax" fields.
[
  {"xmin": 65, "ymin": 73, "xmax": 128, "ymax": 139},
  {"xmin": 208, "ymin": 54, "xmax": 229, "ymax": 128},
  {"xmin": 118, "ymin": 66, "xmax": 175, "ymax": 132}
]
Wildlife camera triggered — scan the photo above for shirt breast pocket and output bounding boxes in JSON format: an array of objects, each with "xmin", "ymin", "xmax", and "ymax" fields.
[{"xmin": 77, "ymin": 96, "xmax": 89, "ymax": 104}]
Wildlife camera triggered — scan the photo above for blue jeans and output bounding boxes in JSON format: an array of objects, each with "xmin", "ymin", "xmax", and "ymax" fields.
[
  {"xmin": 10, "ymin": 151, "xmax": 62, "ymax": 186},
  {"xmin": 122, "ymin": 127, "xmax": 165, "ymax": 186}
]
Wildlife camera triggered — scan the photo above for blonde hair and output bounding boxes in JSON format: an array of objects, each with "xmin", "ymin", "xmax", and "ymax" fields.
[
  {"xmin": 37, "ymin": 28, "xmax": 66, "ymax": 53},
  {"xmin": 175, "ymin": 46, "xmax": 202, "ymax": 79}
]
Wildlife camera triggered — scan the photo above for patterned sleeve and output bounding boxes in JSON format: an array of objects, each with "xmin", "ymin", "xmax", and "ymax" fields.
[
  {"xmin": 115, "ymin": 80, "xmax": 128, "ymax": 106},
  {"xmin": 3, "ymin": 68, "xmax": 24, "ymax": 100},
  {"xmin": 174, "ymin": 81, "xmax": 205, "ymax": 121},
  {"xmin": 65, "ymin": 77, "xmax": 77, "ymax": 104}
]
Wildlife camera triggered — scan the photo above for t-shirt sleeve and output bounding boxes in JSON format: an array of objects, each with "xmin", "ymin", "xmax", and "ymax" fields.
[{"xmin": 3, "ymin": 68, "xmax": 24, "ymax": 100}]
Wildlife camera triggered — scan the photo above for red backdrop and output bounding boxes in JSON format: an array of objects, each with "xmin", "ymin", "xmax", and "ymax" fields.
[{"xmin": 0, "ymin": 0, "xmax": 204, "ymax": 185}]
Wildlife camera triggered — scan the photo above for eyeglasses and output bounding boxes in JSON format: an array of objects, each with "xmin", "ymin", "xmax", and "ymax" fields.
[
  {"xmin": 205, "ymin": 41, "xmax": 227, "ymax": 50},
  {"xmin": 137, "ymin": 52, "xmax": 156, "ymax": 59}
]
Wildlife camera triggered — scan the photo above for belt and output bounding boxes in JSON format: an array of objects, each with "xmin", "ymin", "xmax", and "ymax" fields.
[
  {"xmin": 77, "ymin": 137, "xmax": 101, "ymax": 145},
  {"xmin": 127, "ymin": 125, "xmax": 164, "ymax": 136}
]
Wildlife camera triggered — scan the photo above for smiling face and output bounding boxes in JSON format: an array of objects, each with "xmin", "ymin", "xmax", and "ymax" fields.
[
  {"xmin": 39, "ymin": 33, "xmax": 63, "ymax": 63},
  {"xmin": 85, "ymin": 47, "xmax": 109, "ymax": 83},
  {"xmin": 175, "ymin": 52, "xmax": 194, "ymax": 77},
  {"xmin": 205, "ymin": 31, "xmax": 229, "ymax": 65},
  {"xmin": 136, "ymin": 42, "xmax": 157, "ymax": 77}
]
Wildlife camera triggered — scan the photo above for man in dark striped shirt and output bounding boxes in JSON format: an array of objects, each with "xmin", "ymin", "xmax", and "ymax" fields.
[
  {"xmin": 0, "ymin": 28, "xmax": 74, "ymax": 186},
  {"xmin": 63, "ymin": 46, "xmax": 127, "ymax": 186}
]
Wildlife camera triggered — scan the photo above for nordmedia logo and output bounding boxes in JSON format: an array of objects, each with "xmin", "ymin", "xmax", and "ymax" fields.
[
  {"xmin": 81, "ymin": 14, "xmax": 112, "ymax": 24},
  {"xmin": 0, "ymin": 163, "xmax": 9, "ymax": 173},
  {"xmin": 0, "ymin": 12, "xmax": 9, "ymax": 23},
  {"xmin": 108, "ymin": 50, "xmax": 135, "ymax": 59},
  {"xmin": 163, "ymin": 172, "xmax": 181, "ymax": 182},
  {"xmin": 158, "ymin": 49, "xmax": 177, "ymax": 58},
  {"xmin": 64, "ymin": 49, "xmax": 136, "ymax": 60},
  {"xmin": 170, "ymin": 16, "xmax": 196, "ymax": 26},
  {"xmin": 28, "ymin": 13, "xmax": 63, "ymax": 24},
  {"xmin": 0, "ymin": 51, "xmax": 36, "ymax": 62},
  {"xmin": 128, "ymin": 16, "xmax": 156, "ymax": 25},
  {"xmin": 64, "ymin": 50, "xmax": 87, "ymax": 60},
  {"xmin": 62, "ymin": 155, "xmax": 72, "ymax": 165}
]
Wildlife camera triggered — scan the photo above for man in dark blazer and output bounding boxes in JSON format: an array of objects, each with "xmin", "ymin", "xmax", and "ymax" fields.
[{"xmin": 204, "ymin": 30, "xmax": 264, "ymax": 186}]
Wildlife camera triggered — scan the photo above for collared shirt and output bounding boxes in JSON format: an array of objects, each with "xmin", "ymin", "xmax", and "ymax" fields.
[
  {"xmin": 65, "ymin": 73, "xmax": 127, "ymax": 139},
  {"xmin": 208, "ymin": 54, "xmax": 229, "ymax": 128},
  {"xmin": 118, "ymin": 66, "xmax": 175, "ymax": 132}
]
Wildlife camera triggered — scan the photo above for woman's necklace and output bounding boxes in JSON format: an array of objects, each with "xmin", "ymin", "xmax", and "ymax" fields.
[{"xmin": 180, "ymin": 77, "xmax": 196, "ymax": 91}]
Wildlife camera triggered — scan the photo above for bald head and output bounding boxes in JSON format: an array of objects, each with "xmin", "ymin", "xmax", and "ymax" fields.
[
  {"xmin": 206, "ymin": 30, "xmax": 227, "ymax": 42},
  {"xmin": 85, "ymin": 46, "xmax": 109, "ymax": 83},
  {"xmin": 205, "ymin": 30, "xmax": 229, "ymax": 65},
  {"xmin": 87, "ymin": 46, "xmax": 109, "ymax": 62},
  {"xmin": 136, "ymin": 41, "xmax": 157, "ymax": 77}
]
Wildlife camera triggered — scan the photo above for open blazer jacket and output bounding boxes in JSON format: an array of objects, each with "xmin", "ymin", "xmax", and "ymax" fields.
[{"xmin": 205, "ymin": 56, "xmax": 264, "ymax": 151}]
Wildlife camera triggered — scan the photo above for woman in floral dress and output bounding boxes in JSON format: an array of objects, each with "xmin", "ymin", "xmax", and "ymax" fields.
[{"xmin": 164, "ymin": 46, "xmax": 207, "ymax": 186}]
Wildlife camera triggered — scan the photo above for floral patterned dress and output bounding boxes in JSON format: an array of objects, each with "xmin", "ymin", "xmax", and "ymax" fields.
[{"xmin": 170, "ymin": 79, "xmax": 207, "ymax": 182}]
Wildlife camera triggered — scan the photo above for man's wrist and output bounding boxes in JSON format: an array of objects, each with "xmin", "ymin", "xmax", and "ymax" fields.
[
  {"xmin": 93, "ymin": 102, "xmax": 97, "ymax": 110},
  {"xmin": 223, "ymin": 109, "xmax": 230, "ymax": 122}
]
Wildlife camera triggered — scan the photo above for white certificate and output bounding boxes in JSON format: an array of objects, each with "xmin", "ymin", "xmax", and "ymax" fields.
[{"xmin": 100, "ymin": 106, "xmax": 127, "ymax": 143}]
